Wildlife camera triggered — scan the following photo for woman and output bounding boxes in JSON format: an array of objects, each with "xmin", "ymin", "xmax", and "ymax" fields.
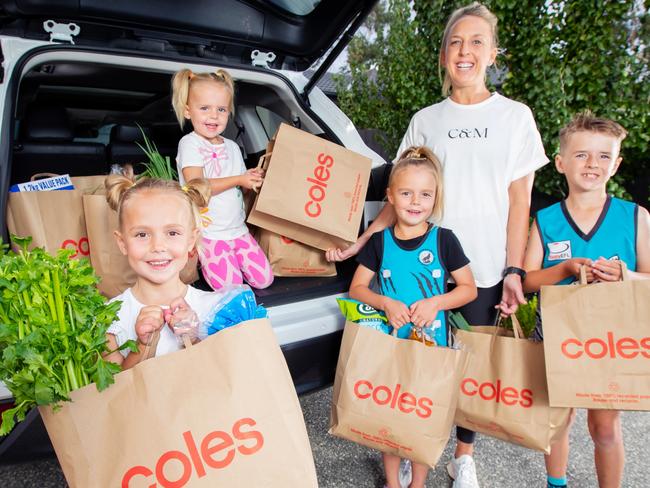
[{"xmin": 327, "ymin": 3, "xmax": 549, "ymax": 487}]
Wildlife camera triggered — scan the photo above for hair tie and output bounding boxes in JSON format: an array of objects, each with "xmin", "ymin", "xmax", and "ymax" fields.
[{"xmin": 181, "ymin": 185, "xmax": 189, "ymax": 193}]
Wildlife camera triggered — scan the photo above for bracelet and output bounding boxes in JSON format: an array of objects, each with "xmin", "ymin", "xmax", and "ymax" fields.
[{"xmin": 503, "ymin": 266, "xmax": 527, "ymax": 281}]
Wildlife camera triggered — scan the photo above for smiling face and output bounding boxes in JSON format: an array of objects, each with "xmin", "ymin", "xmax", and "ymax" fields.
[
  {"xmin": 387, "ymin": 165, "xmax": 438, "ymax": 231},
  {"xmin": 183, "ymin": 80, "xmax": 231, "ymax": 143},
  {"xmin": 441, "ymin": 15, "xmax": 497, "ymax": 93},
  {"xmin": 115, "ymin": 190, "xmax": 198, "ymax": 287},
  {"xmin": 556, "ymin": 130, "xmax": 622, "ymax": 194}
]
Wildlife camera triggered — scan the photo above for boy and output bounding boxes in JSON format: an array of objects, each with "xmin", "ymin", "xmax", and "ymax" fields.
[{"xmin": 522, "ymin": 111, "xmax": 650, "ymax": 488}]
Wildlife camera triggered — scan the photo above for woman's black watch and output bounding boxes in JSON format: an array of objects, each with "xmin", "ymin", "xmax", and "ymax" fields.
[{"xmin": 503, "ymin": 266, "xmax": 527, "ymax": 280}]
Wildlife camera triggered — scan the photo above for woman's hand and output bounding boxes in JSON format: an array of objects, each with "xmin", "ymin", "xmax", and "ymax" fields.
[
  {"xmin": 135, "ymin": 306, "xmax": 165, "ymax": 346},
  {"xmin": 381, "ymin": 297, "xmax": 411, "ymax": 329},
  {"xmin": 409, "ymin": 297, "xmax": 443, "ymax": 328},
  {"xmin": 591, "ymin": 258, "xmax": 624, "ymax": 282},
  {"xmin": 498, "ymin": 274, "xmax": 527, "ymax": 317},
  {"xmin": 326, "ymin": 241, "xmax": 363, "ymax": 262}
]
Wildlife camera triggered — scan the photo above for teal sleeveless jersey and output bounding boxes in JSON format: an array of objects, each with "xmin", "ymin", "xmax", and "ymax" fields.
[
  {"xmin": 536, "ymin": 196, "xmax": 637, "ymax": 285},
  {"xmin": 378, "ymin": 227, "xmax": 448, "ymax": 345}
]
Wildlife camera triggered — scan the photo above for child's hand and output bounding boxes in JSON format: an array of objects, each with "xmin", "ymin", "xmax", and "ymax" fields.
[
  {"xmin": 166, "ymin": 297, "xmax": 199, "ymax": 337},
  {"xmin": 240, "ymin": 169, "xmax": 264, "ymax": 191},
  {"xmin": 591, "ymin": 258, "xmax": 623, "ymax": 282},
  {"xmin": 135, "ymin": 306, "xmax": 165, "ymax": 346},
  {"xmin": 382, "ymin": 297, "xmax": 411, "ymax": 329},
  {"xmin": 409, "ymin": 297, "xmax": 443, "ymax": 328},
  {"xmin": 564, "ymin": 258, "xmax": 594, "ymax": 281}
]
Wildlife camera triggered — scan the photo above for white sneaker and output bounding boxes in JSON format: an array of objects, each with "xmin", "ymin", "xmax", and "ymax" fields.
[
  {"xmin": 398, "ymin": 459, "xmax": 412, "ymax": 488},
  {"xmin": 446, "ymin": 455, "xmax": 480, "ymax": 488}
]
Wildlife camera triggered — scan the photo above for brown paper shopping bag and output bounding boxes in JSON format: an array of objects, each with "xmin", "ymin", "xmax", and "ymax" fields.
[
  {"xmin": 82, "ymin": 194, "xmax": 199, "ymax": 298},
  {"xmin": 39, "ymin": 318, "xmax": 318, "ymax": 488},
  {"xmin": 6, "ymin": 175, "xmax": 106, "ymax": 259},
  {"xmin": 256, "ymin": 228, "xmax": 336, "ymax": 277},
  {"xmin": 541, "ymin": 264, "xmax": 650, "ymax": 410},
  {"xmin": 248, "ymin": 124, "xmax": 372, "ymax": 251},
  {"xmin": 453, "ymin": 317, "xmax": 571, "ymax": 452},
  {"xmin": 329, "ymin": 321, "xmax": 469, "ymax": 467}
]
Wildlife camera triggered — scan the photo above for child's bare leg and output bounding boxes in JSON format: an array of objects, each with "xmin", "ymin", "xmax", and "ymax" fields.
[
  {"xmin": 409, "ymin": 461, "xmax": 429, "ymax": 488},
  {"xmin": 587, "ymin": 409, "xmax": 624, "ymax": 488},
  {"xmin": 545, "ymin": 409, "xmax": 575, "ymax": 479},
  {"xmin": 383, "ymin": 453, "xmax": 401, "ymax": 488}
]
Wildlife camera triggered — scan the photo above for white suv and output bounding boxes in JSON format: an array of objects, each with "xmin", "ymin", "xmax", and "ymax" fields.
[{"xmin": 0, "ymin": 0, "xmax": 384, "ymax": 458}]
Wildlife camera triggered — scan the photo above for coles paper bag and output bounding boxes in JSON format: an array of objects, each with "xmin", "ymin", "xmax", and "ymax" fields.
[
  {"xmin": 329, "ymin": 321, "xmax": 469, "ymax": 467},
  {"xmin": 6, "ymin": 175, "xmax": 106, "ymax": 259},
  {"xmin": 82, "ymin": 194, "xmax": 198, "ymax": 298},
  {"xmin": 256, "ymin": 228, "xmax": 336, "ymax": 277},
  {"xmin": 248, "ymin": 124, "xmax": 371, "ymax": 251},
  {"xmin": 541, "ymin": 265, "xmax": 650, "ymax": 410},
  {"xmin": 39, "ymin": 318, "xmax": 318, "ymax": 488},
  {"xmin": 453, "ymin": 316, "xmax": 571, "ymax": 453}
]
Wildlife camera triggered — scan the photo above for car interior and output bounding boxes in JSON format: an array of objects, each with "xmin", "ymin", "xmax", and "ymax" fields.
[{"xmin": 9, "ymin": 60, "xmax": 364, "ymax": 305}]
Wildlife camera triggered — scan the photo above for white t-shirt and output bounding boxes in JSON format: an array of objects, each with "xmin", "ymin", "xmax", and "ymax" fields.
[
  {"xmin": 396, "ymin": 93, "xmax": 549, "ymax": 287},
  {"xmin": 176, "ymin": 132, "xmax": 248, "ymax": 241},
  {"xmin": 107, "ymin": 286, "xmax": 226, "ymax": 358}
]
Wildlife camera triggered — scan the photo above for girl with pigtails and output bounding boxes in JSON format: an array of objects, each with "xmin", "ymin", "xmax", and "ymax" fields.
[{"xmin": 171, "ymin": 68, "xmax": 273, "ymax": 291}]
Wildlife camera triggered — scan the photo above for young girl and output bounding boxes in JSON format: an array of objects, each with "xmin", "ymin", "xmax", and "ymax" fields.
[
  {"xmin": 348, "ymin": 146, "xmax": 477, "ymax": 488},
  {"xmin": 171, "ymin": 68, "xmax": 273, "ymax": 291},
  {"xmin": 104, "ymin": 175, "xmax": 227, "ymax": 369}
]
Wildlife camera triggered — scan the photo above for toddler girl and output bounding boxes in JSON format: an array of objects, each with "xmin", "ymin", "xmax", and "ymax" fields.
[
  {"xmin": 349, "ymin": 146, "xmax": 477, "ymax": 488},
  {"xmin": 172, "ymin": 68, "xmax": 273, "ymax": 290},
  {"xmin": 104, "ymin": 176, "xmax": 227, "ymax": 369}
]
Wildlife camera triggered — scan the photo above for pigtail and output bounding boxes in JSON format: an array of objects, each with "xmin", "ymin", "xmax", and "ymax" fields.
[
  {"xmin": 171, "ymin": 69, "xmax": 193, "ymax": 128},
  {"xmin": 105, "ymin": 174, "xmax": 136, "ymax": 212},
  {"xmin": 184, "ymin": 178, "xmax": 211, "ymax": 208},
  {"xmin": 212, "ymin": 69, "xmax": 236, "ymax": 114}
]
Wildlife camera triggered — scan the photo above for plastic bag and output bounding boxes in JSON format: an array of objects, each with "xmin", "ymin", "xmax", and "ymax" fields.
[
  {"xmin": 336, "ymin": 298, "xmax": 392, "ymax": 335},
  {"xmin": 202, "ymin": 285, "xmax": 267, "ymax": 337}
]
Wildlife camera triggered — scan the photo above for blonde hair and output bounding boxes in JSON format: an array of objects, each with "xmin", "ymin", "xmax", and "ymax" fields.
[
  {"xmin": 105, "ymin": 175, "xmax": 211, "ymax": 230},
  {"xmin": 390, "ymin": 146, "xmax": 444, "ymax": 223},
  {"xmin": 171, "ymin": 68, "xmax": 235, "ymax": 128},
  {"xmin": 439, "ymin": 2, "xmax": 499, "ymax": 97},
  {"xmin": 559, "ymin": 110, "xmax": 627, "ymax": 153}
]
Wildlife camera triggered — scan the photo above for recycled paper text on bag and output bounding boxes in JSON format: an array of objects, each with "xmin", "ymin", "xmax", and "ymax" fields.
[
  {"xmin": 329, "ymin": 321, "xmax": 469, "ymax": 467},
  {"xmin": 254, "ymin": 123, "xmax": 371, "ymax": 242},
  {"xmin": 39, "ymin": 319, "xmax": 318, "ymax": 488},
  {"xmin": 541, "ymin": 275, "xmax": 650, "ymax": 411},
  {"xmin": 6, "ymin": 175, "xmax": 106, "ymax": 258},
  {"xmin": 453, "ymin": 320, "xmax": 571, "ymax": 453}
]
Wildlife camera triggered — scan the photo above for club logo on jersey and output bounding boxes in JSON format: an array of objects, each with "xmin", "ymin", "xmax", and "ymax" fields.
[
  {"xmin": 547, "ymin": 240, "xmax": 572, "ymax": 261},
  {"xmin": 418, "ymin": 250, "xmax": 434, "ymax": 265}
]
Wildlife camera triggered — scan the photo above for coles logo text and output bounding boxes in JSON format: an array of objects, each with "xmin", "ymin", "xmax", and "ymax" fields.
[
  {"xmin": 122, "ymin": 417, "xmax": 264, "ymax": 487},
  {"xmin": 561, "ymin": 331, "xmax": 650, "ymax": 359},
  {"xmin": 353, "ymin": 380, "xmax": 433, "ymax": 418},
  {"xmin": 305, "ymin": 153, "xmax": 334, "ymax": 218},
  {"xmin": 461, "ymin": 378, "xmax": 533, "ymax": 408}
]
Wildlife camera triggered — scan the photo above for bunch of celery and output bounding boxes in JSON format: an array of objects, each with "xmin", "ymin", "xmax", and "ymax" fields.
[{"xmin": 0, "ymin": 237, "xmax": 135, "ymax": 435}]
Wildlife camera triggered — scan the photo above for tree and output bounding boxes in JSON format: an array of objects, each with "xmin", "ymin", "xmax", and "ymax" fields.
[{"xmin": 336, "ymin": 0, "xmax": 650, "ymax": 204}]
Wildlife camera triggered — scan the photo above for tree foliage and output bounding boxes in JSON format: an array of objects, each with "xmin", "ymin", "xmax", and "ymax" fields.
[{"xmin": 336, "ymin": 0, "xmax": 650, "ymax": 204}]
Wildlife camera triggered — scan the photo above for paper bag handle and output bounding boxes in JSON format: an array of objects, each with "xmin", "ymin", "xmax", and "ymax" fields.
[
  {"xmin": 30, "ymin": 172, "xmax": 60, "ymax": 181},
  {"xmin": 140, "ymin": 329, "xmax": 161, "ymax": 362},
  {"xmin": 256, "ymin": 152, "xmax": 272, "ymax": 171},
  {"xmin": 494, "ymin": 314, "xmax": 523, "ymax": 339},
  {"xmin": 579, "ymin": 261, "xmax": 629, "ymax": 284}
]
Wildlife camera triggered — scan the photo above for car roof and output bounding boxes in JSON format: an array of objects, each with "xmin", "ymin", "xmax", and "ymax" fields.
[{"xmin": 0, "ymin": 0, "xmax": 378, "ymax": 70}]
